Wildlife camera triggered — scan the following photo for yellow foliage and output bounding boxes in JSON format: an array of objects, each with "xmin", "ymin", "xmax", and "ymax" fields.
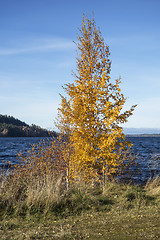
[{"xmin": 56, "ymin": 16, "xmax": 137, "ymax": 184}]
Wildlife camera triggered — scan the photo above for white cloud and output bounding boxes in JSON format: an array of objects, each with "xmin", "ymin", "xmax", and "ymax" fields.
[{"xmin": 0, "ymin": 37, "xmax": 74, "ymax": 55}]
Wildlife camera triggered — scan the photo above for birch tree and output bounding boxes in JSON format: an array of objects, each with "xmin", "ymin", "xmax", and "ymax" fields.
[{"xmin": 56, "ymin": 16, "xmax": 137, "ymax": 182}]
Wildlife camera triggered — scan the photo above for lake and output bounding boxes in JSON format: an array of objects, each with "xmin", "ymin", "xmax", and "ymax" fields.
[{"xmin": 0, "ymin": 136, "xmax": 160, "ymax": 184}]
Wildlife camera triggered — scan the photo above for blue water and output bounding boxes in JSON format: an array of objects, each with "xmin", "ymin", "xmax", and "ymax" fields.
[
  {"xmin": 0, "ymin": 137, "xmax": 48, "ymax": 169},
  {"xmin": 0, "ymin": 136, "xmax": 160, "ymax": 183},
  {"xmin": 128, "ymin": 136, "xmax": 160, "ymax": 183}
]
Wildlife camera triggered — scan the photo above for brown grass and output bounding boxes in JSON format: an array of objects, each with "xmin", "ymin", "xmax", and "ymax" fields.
[{"xmin": 145, "ymin": 176, "xmax": 160, "ymax": 196}]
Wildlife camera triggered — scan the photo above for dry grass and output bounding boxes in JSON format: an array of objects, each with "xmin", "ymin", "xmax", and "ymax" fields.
[
  {"xmin": 145, "ymin": 176, "xmax": 160, "ymax": 196},
  {"xmin": 0, "ymin": 173, "xmax": 66, "ymax": 216},
  {"xmin": 26, "ymin": 174, "xmax": 63, "ymax": 211},
  {"xmin": 0, "ymin": 171, "xmax": 159, "ymax": 216}
]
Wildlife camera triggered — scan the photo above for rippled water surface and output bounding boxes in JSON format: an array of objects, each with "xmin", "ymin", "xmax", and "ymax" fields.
[
  {"xmin": 0, "ymin": 137, "xmax": 160, "ymax": 183},
  {"xmin": 0, "ymin": 137, "xmax": 48, "ymax": 169},
  {"xmin": 128, "ymin": 136, "xmax": 160, "ymax": 182}
]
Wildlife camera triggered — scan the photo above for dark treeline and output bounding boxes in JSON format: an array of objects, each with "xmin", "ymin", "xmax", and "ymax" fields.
[
  {"xmin": 0, "ymin": 114, "xmax": 29, "ymax": 127},
  {"xmin": 0, "ymin": 114, "xmax": 57, "ymax": 137}
]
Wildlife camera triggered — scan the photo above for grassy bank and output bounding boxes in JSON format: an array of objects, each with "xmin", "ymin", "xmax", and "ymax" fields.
[{"xmin": 0, "ymin": 172, "xmax": 160, "ymax": 239}]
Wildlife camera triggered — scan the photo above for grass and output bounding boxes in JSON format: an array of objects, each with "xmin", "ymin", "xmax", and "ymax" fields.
[
  {"xmin": 0, "ymin": 173, "xmax": 160, "ymax": 239},
  {"xmin": 0, "ymin": 207, "xmax": 160, "ymax": 240}
]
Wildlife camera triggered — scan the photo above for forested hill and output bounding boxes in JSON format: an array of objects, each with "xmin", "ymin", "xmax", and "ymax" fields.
[
  {"xmin": 0, "ymin": 114, "xmax": 57, "ymax": 137},
  {"xmin": 0, "ymin": 115, "xmax": 29, "ymax": 127}
]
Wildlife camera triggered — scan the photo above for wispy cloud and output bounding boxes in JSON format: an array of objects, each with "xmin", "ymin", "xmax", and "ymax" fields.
[{"xmin": 0, "ymin": 37, "xmax": 74, "ymax": 55}]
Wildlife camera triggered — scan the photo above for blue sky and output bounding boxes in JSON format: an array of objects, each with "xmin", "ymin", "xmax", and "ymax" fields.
[{"xmin": 0, "ymin": 0, "xmax": 160, "ymax": 130}]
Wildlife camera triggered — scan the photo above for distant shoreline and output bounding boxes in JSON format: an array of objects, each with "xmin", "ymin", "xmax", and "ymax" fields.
[
  {"xmin": 126, "ymin": 134, "xmax": 160, "ymax": 137},
  {"xmin": 1, "ymin": 134, "xmax": 160, "ymax": 138}
]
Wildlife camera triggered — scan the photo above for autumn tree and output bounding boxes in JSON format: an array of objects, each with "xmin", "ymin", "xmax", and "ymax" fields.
[{"xmin": 56, "ymin": 16, "xmax": 137, "ymax": 183}]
